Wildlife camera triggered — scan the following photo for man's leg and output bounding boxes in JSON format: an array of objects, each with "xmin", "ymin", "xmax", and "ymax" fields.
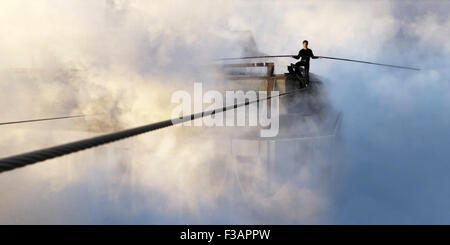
[
  {"xmin": 294, "ymin": 61, "xmax": 306, "ymax": 88},
  {"xmin": 294, "ymin": 61, "xmax": 304, "ymax": 77},
  {"xmin": 305, "ymin": 63, "xmax": 310, "ymax": 83}
]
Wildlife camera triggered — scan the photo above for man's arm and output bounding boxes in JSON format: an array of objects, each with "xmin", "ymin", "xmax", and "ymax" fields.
[
  {"xmin": 292, "ymin": 50, "xmax": 301, "ymax": 59},
  {"xmin": 311, "ymin": 49, "xmax": 323, "ymax": 59}
]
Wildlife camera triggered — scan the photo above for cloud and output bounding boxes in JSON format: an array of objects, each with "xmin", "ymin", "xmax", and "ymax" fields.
[{"xmin": 0, "ymin": 0, "xmax": 448, "ymax": 224}]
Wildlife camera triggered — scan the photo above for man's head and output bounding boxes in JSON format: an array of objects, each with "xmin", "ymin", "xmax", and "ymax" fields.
[{"xmin": 303, "ymin": 40, "xmax": 308, "ymax": 49}]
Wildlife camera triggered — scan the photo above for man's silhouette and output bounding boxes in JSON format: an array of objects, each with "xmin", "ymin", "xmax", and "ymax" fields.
[{"xmin": 292, "ymin": 40, "xmax": 322, "ymax": 81}]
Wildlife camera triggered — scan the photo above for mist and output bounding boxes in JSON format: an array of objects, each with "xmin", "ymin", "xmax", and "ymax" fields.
[{"xmin": 0, "ymin": 0, "xmax": 449, "ymax": 224}]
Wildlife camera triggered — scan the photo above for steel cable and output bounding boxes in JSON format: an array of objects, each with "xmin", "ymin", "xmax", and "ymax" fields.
[
  {"xmin": 216, "ymin": 55, "xmax": 420, "ymax": 71},
  {"xmin": 0, "ymin": 88, "xmax": 305, "ymax": 174}
]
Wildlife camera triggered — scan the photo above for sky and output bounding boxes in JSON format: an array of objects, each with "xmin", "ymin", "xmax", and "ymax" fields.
[{"xmin": 0, "ymin": 0, "xmax": 449, "ymax": 224}]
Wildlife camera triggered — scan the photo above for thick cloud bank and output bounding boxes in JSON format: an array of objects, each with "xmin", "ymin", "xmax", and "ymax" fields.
[{"xmin": 0, "ymin": 0, "xmax": 448, "ymax": 224}]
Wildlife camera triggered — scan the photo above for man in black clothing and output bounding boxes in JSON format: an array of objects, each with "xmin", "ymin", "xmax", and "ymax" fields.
[{"xmin": 292, "ymin": 40, "xmax": 322, "ymax": 81}]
